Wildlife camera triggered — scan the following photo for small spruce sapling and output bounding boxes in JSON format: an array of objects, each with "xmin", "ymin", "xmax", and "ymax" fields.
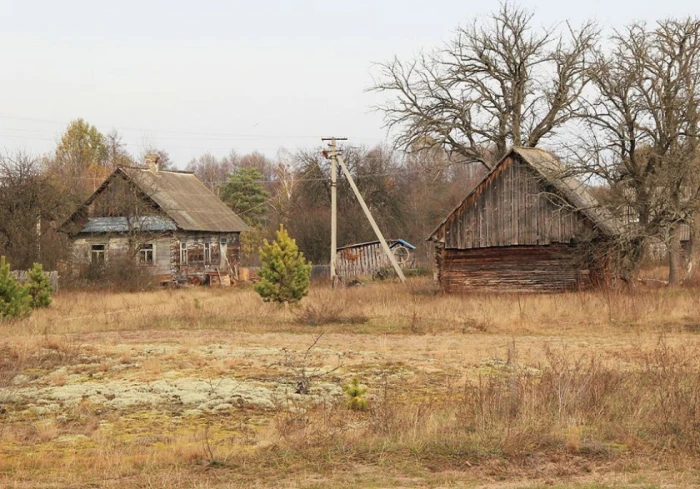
[
  {"xmin": 26, "ymin": 262, "xmax": 53, "ymax": 308},
  {"xmin": 0, "ymin": 256, "xmax": 31, "ymax": 320},
  {"xmin": 254, "ymin": 225, "xmax": 311, "ymax": 304},
  {"xmin": 343, "ymin": 378, "xmax": 368, "ymax": 411}
]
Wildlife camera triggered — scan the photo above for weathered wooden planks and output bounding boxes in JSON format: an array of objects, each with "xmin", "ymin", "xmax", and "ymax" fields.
[
  {"xmin": 438, "ymin": 245, "xmax": 590, "ymax": 293},
  {"xmin": 442, "ymin": 157, "xmax": 594, "ymax": 250}
]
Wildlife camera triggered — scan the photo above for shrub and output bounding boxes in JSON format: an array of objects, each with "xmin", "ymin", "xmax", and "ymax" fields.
[
  {"xmin": 26, "ymin": 262, "xmax": 53, "ymax": 308},
  {"xmin": 0, "ymin": 256, "xmax": 31, "ymax": 320},
  {"xmin": 294, "ymin": 301, "xmax": 369, "ymax": 326},
  {"xmin": 254, "ymin": 225, "xmax": 311, "ymax": 304},
  {"xmin": 343, "ymin": 378, "xmax": 368, "ymax": 411},
  {"xmin": 64, "ymin": 256, "xmax": 158, "ymax": 292}
]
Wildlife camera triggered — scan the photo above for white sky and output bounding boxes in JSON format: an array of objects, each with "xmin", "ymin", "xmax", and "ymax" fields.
[{"xmin": 0, "ymin": 0, "xmax": 697, "ymax": 167}]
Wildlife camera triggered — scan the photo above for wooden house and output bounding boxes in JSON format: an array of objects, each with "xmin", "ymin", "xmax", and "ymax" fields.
[
  {"xmin": 336, "ymin": 239, "xmax": 415, "ymax": 279},
  {"xmin": 428, "ymin": 148, "xmax": 619, "ymax": 293},
  {"xmin": 61, "ymin": 165, "xmax": 249, "ymax": 285}
]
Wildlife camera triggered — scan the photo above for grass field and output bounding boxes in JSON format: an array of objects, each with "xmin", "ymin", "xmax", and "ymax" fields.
[{"xmin": 2, "ymin": 278, "xmax": 700, "ymax": 488}]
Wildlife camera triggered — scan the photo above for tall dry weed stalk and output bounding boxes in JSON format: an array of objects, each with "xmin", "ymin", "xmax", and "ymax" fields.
[{"xmin": 269, "ymin": 338, "xmax": 700, "ymax": 466}]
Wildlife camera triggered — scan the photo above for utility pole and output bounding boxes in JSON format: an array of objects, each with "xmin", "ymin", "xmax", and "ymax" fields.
[
  {"xmin": 321, "ymin": 137, "xmax": 347, "ymax": 287},
  {"xmin": 322, "ymin": 138, "xmax": 406, "ymax": 285}
]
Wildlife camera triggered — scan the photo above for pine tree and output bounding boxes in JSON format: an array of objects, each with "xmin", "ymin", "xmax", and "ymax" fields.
[
  {"xmin": 220, "ymin": 166, "xmax": 269, "ymax": 228},
  {"xmin": 343, "ymin": 378, "xmax": 368, "ymax": 411},
  {"xmin": 26, "ymin": 262, "xmax": 53, "ymax": 308},
  {"xmin": 0, "ymin": 256, "xmax": 31, "ymax": 320},
  {"xmin": 254, "ymin": 225, "xmax": 311, "ymax": 304}
]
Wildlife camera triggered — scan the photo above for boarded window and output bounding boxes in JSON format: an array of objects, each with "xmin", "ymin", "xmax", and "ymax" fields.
[
  {"xmin": 138, "ymin": 243, "xmax": 155, "ymax": 265},
  {"xmin": 91, "ymin": 244, "xmax": 106, "ymax": 265}
]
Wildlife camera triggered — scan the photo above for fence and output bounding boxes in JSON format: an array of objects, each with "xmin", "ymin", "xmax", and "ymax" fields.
[{"xmin": 10, "ymin": 270, "xmax": 60, "ymax": 292}]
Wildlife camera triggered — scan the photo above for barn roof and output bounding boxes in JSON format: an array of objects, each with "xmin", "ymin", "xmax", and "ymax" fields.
[
  {"xmin": 337, "ymin": 239, "xmax": 416, "ymax": 251},
  {"xmin": 428, "ymin": 147, "xmax": 620, "ymax": 241},
  {"xmin": 63, "ymin": 167, "xmax": 249, "ymax": 234}
]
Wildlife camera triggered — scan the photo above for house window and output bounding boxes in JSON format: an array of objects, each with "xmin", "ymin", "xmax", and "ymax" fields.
[
  {"xmin": 188, "ymin": 245, "xmax": 204, "ymax": 263},
  {"xmin": 138, "ymin": 244, "xmax": 155, "ymax": 265},
  {"xmin": 204, "ymin": 242, "xmax": 211, "ymax": 264},
  {"xmin": 180, "ymin": 242, "xmax": 187, "ymax": 264},
  {"xmin": 91, "ymin": 244, "xmax": 106, "ymax": 265}
]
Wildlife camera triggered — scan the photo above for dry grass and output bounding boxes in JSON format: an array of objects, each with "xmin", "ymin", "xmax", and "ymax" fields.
[
  {"xmin": 3, "ymin": 278, "xmax": 699, "ymax": 337},
  {"xmin": 2, "ymin": 278, "xmax": 700, "ymax": 488}
]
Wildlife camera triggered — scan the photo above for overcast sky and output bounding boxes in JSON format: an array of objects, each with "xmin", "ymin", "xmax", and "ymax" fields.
[{"xmin": 0, "ymin": 0, "xmax": 697, "ymax": 167}]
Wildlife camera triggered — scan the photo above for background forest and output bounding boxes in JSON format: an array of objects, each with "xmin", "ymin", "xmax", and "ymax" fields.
[{"xmin": 3, "ymin": 4, "xmax": 700, "ymax": 285}]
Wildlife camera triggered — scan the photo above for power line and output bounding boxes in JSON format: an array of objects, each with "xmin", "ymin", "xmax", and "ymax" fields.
[{"xmin": 0, "ymin": 114, "xmax": 384, "ymax": 143}]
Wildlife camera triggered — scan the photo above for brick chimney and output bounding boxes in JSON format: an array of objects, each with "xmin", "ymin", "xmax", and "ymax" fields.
[{"xmin": 145, "ymin": 154, "xmax": 160, "ymax": 173}]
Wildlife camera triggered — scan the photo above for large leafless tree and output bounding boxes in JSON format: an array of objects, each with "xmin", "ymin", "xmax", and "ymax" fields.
[
  {"xmin": 0, "ymin": 152, "xmax": 69, "ymax": 269},
  {"xmin": 578, "ymin": 18, "xmax": 700, "ymax": 284},
  {"xmin": 372, "ymin": 3, "xmax": 598, "ymax": 168}
]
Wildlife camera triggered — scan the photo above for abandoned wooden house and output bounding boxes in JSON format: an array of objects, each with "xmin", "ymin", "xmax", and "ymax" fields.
[
  {"xmin": 336, "ymin": 239, "xmax": 416, "ymax": 279},
  {"xmin": 428, "ymin": 148, "xmax": 619, "ymax": 293},
  {"xmin": 61, "ymin": 163, "xmax": 249, "ymax": 285}
]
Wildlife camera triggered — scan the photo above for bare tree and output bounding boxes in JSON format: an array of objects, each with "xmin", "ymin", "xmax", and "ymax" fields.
[
  {"xmin": 371, "ymin": 3, "xmax": 598, "ymax": 168},
  {"xmin": 0, "ymin": 151, "xmax": 70, "ymax": 269},
  {"xmin": 185, "ymin": 152, "xmax": 232, "ymax": 192},
  {"xmin": 579, "ymin": 18, "xmax": 700, "ymax": 284},
  {"xmin": 104, "ymin": 130, "xmax": 135, "ymax": 169}
]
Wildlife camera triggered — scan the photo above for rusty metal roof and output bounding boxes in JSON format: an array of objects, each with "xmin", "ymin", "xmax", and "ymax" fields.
[{"xmin": 118, "ymin": 168, "xmax": 249, "ymax": 233}]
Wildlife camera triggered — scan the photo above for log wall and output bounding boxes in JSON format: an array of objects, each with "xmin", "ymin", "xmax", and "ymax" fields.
[
  {"xmin": 437, "ymin": 245, "xmax": 591, "ymax": 293},
  {"xmin": 72, "ymin": 231, "xmax": 241, "ymax": 284},
  {"xmin": 174, "ymin": 232, "xmax": 240, "ymax": 278},
  {"xmin": 72, "ymin": 235, "xmax": 173, "ymax": 276}
]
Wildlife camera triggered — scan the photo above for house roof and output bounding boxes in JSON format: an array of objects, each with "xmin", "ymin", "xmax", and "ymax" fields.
[
  {"xmin": 337, "ymin": 239, "xmax": 416, "ymax": 251},
  {"xmin": 428, "ymin": 147, "xmax": 620, "ymax": 241},
  {"xmin": 120, "ymin": 168, "xmax": 249, "ymax": 233},
  {"xmin": 64, "ymin": 167, "xmax": 249, "ymax": 235},
  {"xmin": 81, "ymin": 216, "xmax": 178, "ymax": 234}
]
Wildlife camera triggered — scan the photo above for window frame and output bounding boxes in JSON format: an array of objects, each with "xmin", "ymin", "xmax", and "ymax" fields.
[
  {"xmin": 90, "ymin": 244, "xmax": 106, "ymax": 265},
  {"xmin": 180, "ymin": 241, "xmax": 187, "ymax": 264},
  {"xmin": 204, "ymin": 241, "xmax": 211, "ymax": 264},
  {"xmin": 138, "ymin": 243, "xmax": 155, "ymax": 266}
]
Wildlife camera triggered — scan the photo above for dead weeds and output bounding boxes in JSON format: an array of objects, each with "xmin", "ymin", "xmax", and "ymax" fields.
[{"xmin": 1, "ymin": 280, "xmax": 700, "ymax": 487}]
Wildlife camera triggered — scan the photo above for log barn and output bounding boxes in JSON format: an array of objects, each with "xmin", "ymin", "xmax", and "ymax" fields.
[
  {"xmin": 61, "ymin": 163, "xmax": 248, "ymax": 285},
  {"xmin": 428, "ymin": 148, "xmax": 619, "ymax": 293}
]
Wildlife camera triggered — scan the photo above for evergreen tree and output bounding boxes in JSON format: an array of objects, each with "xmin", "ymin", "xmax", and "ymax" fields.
[
  {"xmin": 254, "ymin": 226, "xmax": 311, "ymax": 304},
  {"xmin": 0, "ymin": 256, "xmax": 31, "ymax": 320},
  {"xmin": 220, "ymin": 166, "xmax": 269, "ymax": 228},
  {"xmin": 26, "ymin": 262, "xmax": 53, "ymax": 308},
  {"xmin": 343, "ymin": 378, "xmax": 368, "ymax": 411}
]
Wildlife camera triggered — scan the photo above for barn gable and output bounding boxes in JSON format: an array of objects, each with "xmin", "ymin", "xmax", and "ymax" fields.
[{"xmin": 429, "ymin": 148, "xmax": 617, "ymax": 249}]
